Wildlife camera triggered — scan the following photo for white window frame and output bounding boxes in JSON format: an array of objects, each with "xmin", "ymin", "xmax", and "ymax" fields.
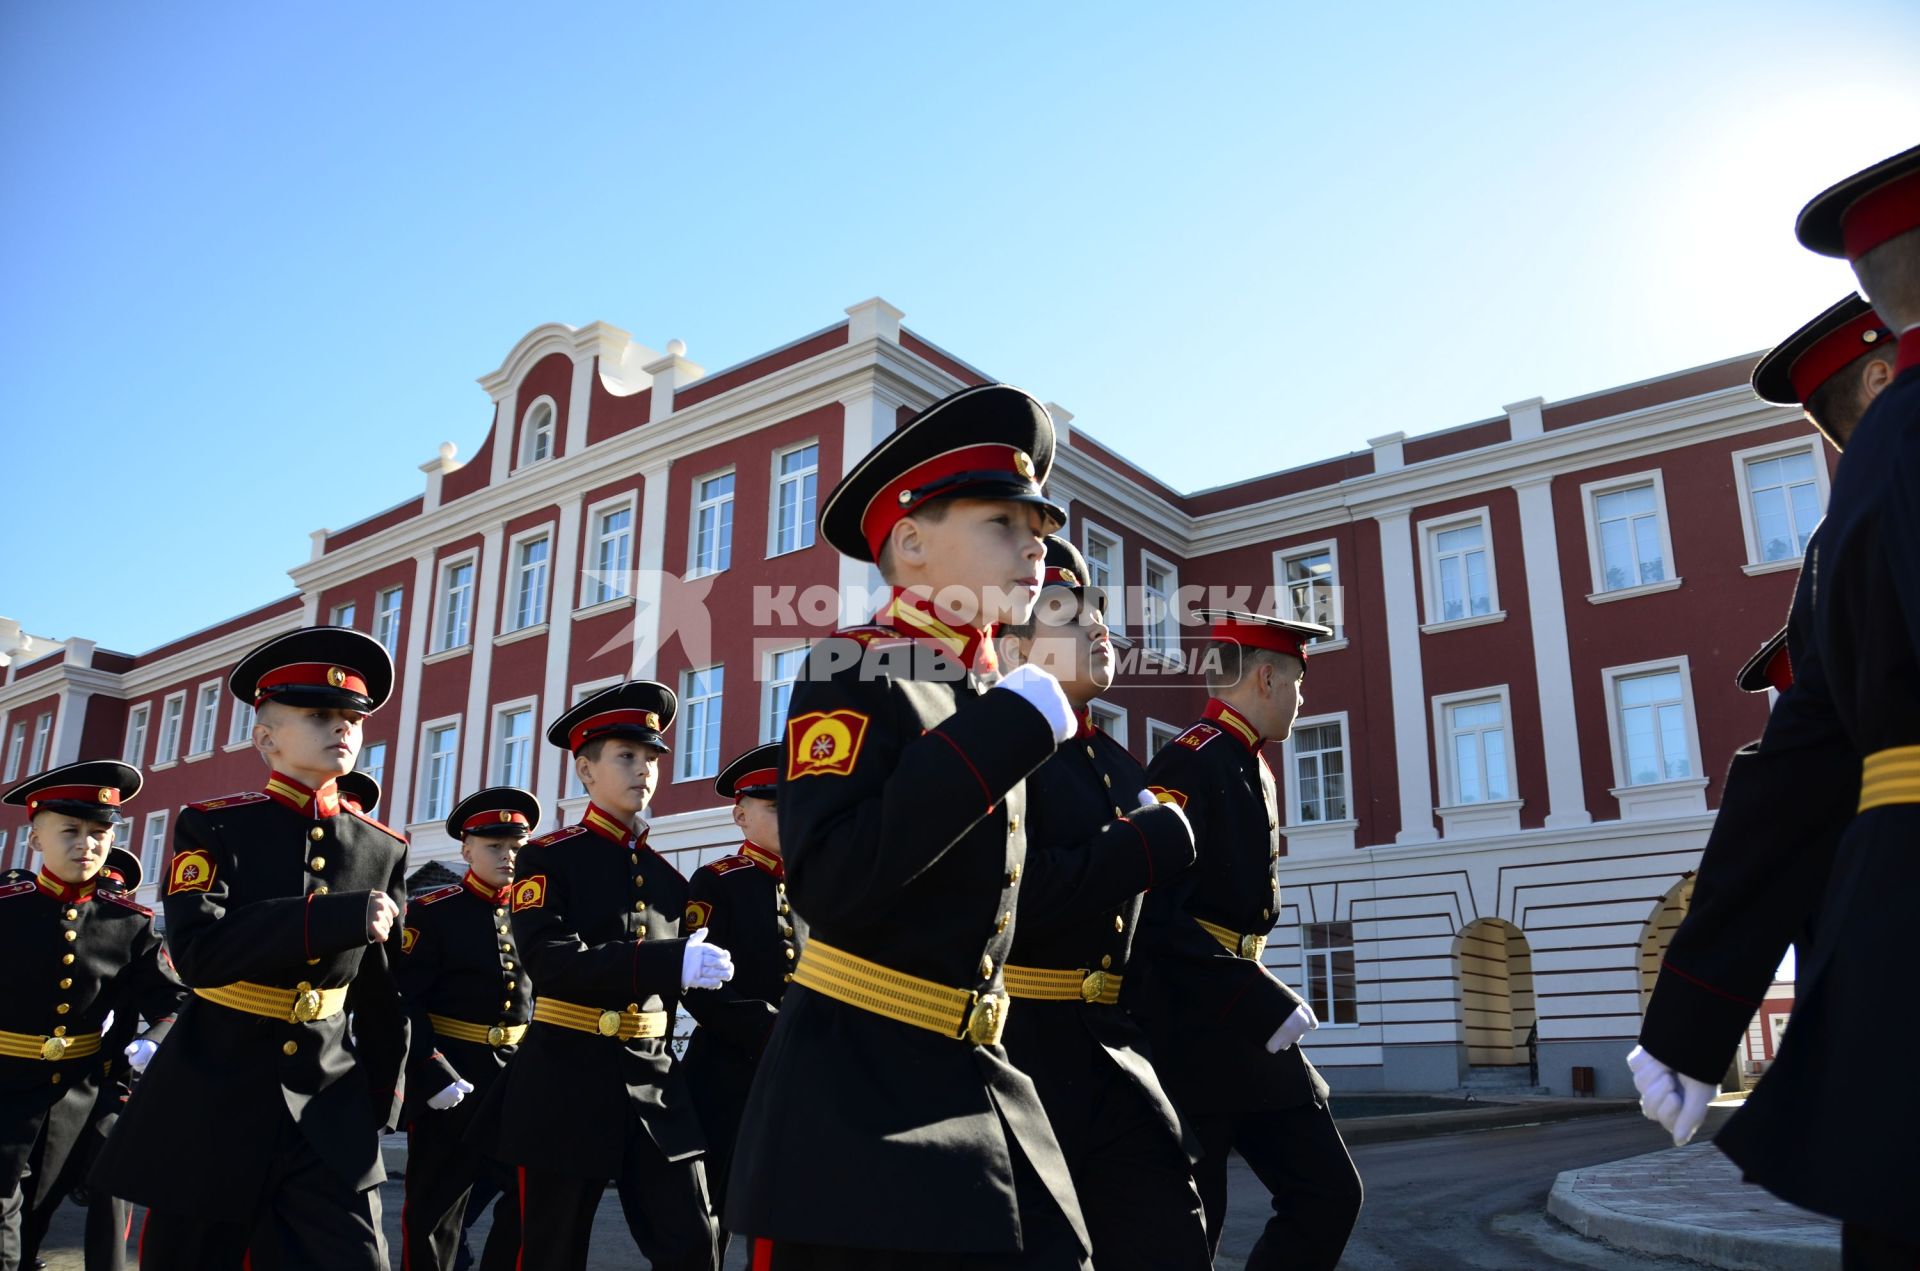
[
  {"xmin": 226, "ymin": 699, "xmax": 256, "ymax": 751},
  {"xmin": 1272, "ymin": 537, "xmax": 1346, "ymax": 649},
  {"xmin": 154, "ymin": 693, "xmax": 186, "ymax": 767},
  {"xmin": 1139, "ymin": 550, "xmax": 1181, "ymax": 664},
  {"xmin": 582, "ymin": 492, "xmax": 638, "ymax": 610},
  {"xmin": 0, "ymin": 829, "xmax": 8, "ymax": 873},
  {"xmin": 563, "ymin": 677, "xmax": 624, "ymax": 799},
  {"xmin": 3, "ymin": 719, "xmax": 26, "ymax": 782},
  {"xmin": 123, "ymin": 704, "xmax": 150, "ymax": 767},
  {"xmin": 675, "ymin": 664, "xmax": 725, "ymax": 783},
  {"xmin": 1301, "ymin": 920, "xmax": 1360, "ymax": 1027},
  {"xmin": 1731, "ymin": 438, "xmax": 1831, "ymax": 575},
  {"xmin": 519, "ymin": 395, "xmax": 558, "ymax": 468},
  {"xmin": 1416, "ymin": 506, "xmax": 1505, "ymax": 631},
  {"xmin": 186, "ymin": 679, "xmax": 222, "ymax": 759},
  {"xmin": 329, "ymin": 600, "xmax": 358, "ymax": 630},
  {"xmin": 433, "ymin": 550, "xmax": 479, "ymax": 653},
  {"xmin": 761, "ymin": 644, "xmax": 810, "ymax": 745},
  {"xmin": 28, "ymin": 710, "xmax": 53, "ymax": 775},
  {"xmin": 503, "ymin": 526, "xmax": 553, "ymax": 634},
  {"xmin": 1080, "ymin": 519, "xmax": 1128, "ymax": 642},
  {"xmin": 1087, "ymin": 700, "xmax": 1128, "ymax": 747},
  {"xmin": 1602, "ymin": 655, "xmax": 1709, "ymax": 819},
  {"xmin": 1579, "ymin": 470, "xmax": 1683, "ymax": 603},
  {"xmin": 491, "ymin": 697, "xmax": 539, "ymax": 789},
  {"xmin": 1281, "ymin": 710, "xmax": 1357, "ymax": 855},
  {"xmin": 373, "ymin": 586, "xmax": 405, "ymax": 654},
  {"xmin": 357, "ymin": 738, "xmax": 388, "ymax": 788},
  {"xmin": 767, "ymin": 440, "xmax": 820, "ymax": 558},
  {"xmin": 139, "ymin": 810, "xmax": 169, "ymax": 885},
  {"xmin": 1430, "ymin": 686, "xmax": 1522, "ymax": 837},
  {"xmin": 1145, "ymin": 717, "xmax": 1180, "ymax": 759},
  {"xmin": 687, "ymin": 466, "xmax": 736, "ymax": 579},
  {"xmin": 416, "ymin": 715, "xmax": 463, "ymax": 823}
]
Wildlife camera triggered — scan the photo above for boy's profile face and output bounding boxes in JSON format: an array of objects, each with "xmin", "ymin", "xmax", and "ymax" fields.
[
  {"xmin": 576, "ymin": 739, "xmax": 663, "ymax": 819},
  {"xmin": 31, "ymin": 811, "xmax": 113, "ymax": 885},
  {"xmin": 901, "ymin": 498, "xmax": 1051, "ymax": 627},
  {"xmin": 732, "ymin": 795, "xmax": 780, "ymax": 854},
  {"xmin": 1014, "ymin": 589, "xmax": 1114, "ymax": 700},
  {"xmin": 255, "ymin": 703, "xmax": 365, "ymax": 781}
]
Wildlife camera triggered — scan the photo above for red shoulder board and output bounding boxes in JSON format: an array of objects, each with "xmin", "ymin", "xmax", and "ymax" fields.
[
  {"xmin": 412, "ymin": 884, "xmax": 464, "ymax": 907},
  {"xmin": 835, "ymin": 625, "xmax": 906, "ymax": 648},
  {"xmin": 706, "ymin": 854, "xmax": 755, "ymax": 876},
  {"xmin": 1173, "ymin": 722, "xmax": 1222, "ymax": 751},
  {"xmin": 0, "ymin": 879, "xmax": 36, "ymax": 901},
  {"xmin": 347, "ymin": 807, "xmax": 407, "ymax": 843},
  {"xmin": 528, "ymin": 825, "xmax": 587, "ymax": 849},
  {"xmin": 187, "ymin": 791, "xmax": 270, "ymax": 812},
  {"xmin": 97, "ymin": 891, "xmax": 153, "ymax": 916}
]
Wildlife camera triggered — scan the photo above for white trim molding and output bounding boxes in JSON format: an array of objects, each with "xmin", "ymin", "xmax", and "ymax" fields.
[
  {"xmin": 1600, "ymin": 655, "xmax": 1708, "ymax": 820},
  {"xmin": 1376, "ymin": 511, "xmax": 1436, "ymax": 844},
  {"xmin": 1578, "ymin": 468, "xmax": 1681, "ymax": 602}
]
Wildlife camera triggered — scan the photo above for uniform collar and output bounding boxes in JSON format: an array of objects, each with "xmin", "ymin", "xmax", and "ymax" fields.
[
  {"xmin": 582, "ymin": 802, "xmax": 638, "ymax": 846},
  {"xmin": 1203, "ymin": 698, "xmax": 1265, "ymax": 751},
  {"xmin": 1076, "ymin": 708, "xmax": 1097, "ymax": 740},
  {"xmin": 740, "ymin": 841, "xmax": 784, "ymax": 879},
  {"xmin": 878, "ymin": 588, "xmax": 998, "ymax": 676},
  {"xmin": 264, "ymin": 771, "xmax": 341, "ymax": 818},
  {"xmin": 36, "ymin": 869, "xmax": 97, "ymax": 904},
  {"xmin": 462, "ymin": 870, "xmax": 511, "ymax": 905},
  {"xmin": 1898, "ymin": 326, "xmax": 1920, "ymax": 378}
]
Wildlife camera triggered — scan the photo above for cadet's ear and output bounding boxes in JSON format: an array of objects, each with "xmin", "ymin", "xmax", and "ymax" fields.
[
  {"xmin": 995, "ymin": 632, "xmax": 1026, "ymax": 670},
  {"xmin": 731, "ymin": 802, "xmax": 747, "ymax": 830},
  {"xmin": 889, "ymin": 516, "xmax": 927, "ymax": 573},
  {"xmin": 1862, "ymin": 354, "xmax": 1896, "ymax": 403}
]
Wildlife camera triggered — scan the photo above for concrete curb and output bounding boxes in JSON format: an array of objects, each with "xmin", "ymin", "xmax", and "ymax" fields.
[{"xmin": 1338, "ymin": 1098, "xmax": 1637, "ymax": 1146}]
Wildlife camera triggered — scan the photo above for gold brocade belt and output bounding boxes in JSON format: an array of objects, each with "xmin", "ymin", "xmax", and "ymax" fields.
[
  {"xmin": 1001, "ymin": 964, "xmax": 1124, "ymax": 1005},
  {"xmin": 1860, "ymin": 746, "xmax": 1920, "ymax": 813},
  {"xmin": 428, "ymin": 1014, "xmax": 528, "ymax": 1048},
  {"xmin": 532, "ymin": 998, "xmax": 668, "ymax": 1041},
  {"xmin": 1196, "ymin": 918, "xmax": 1268, "ymax": 961},
  {"xmin": 195, "ymin": 980, "xmax": 348, "ymax": 1024},
  {"xmin": 0, "ymin": 1028, "xmax": 103, "ymax": 1063},
  {"xmin": 791, "ymin": 939, "xmax": 1008, "ymax": 1046}
]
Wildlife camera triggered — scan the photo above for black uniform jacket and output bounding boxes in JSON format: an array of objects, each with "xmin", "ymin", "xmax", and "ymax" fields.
[
  {"xmin": 727, "ymin": 600, "xmax": 1089, "ymax": 1256},
  {"xmin": 1000, "ymin": 721, "xmax": 1197, "ymax": 1154},
  {"xmin": 682, "ymin": 842, "xmax": 799, "ymax": 1068},
  {"xmin": 397, "ymin": 872, "xmax": 532, "ymax": 1123},
  {"xmin": 473, "ymin": 804, "xmax": 703, "ymax": 1178},
  {"xmin": 93, "ymin": 774, "xmax": 411, "ymax": 1215},
  {"xmin": 1712, "ymin": 337, "xmax": 1920, "ymax": 1232},
  {"xmin": 1135, "ymin": 700, "xmax": 1328, "ymax": 1113},
  {"xmin": 1, "ymin": 869, "xmax": 183, "ymax": 1191}
]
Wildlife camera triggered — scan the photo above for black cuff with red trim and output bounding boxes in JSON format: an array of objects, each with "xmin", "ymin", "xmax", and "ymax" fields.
[{"xmin": 1638, "ymin": 962, "xmax": 1759, "ymax": 1085}]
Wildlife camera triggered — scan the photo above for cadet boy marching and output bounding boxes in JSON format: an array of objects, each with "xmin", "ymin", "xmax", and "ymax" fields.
[
  {"xmin": 91, "ymin": 626, "xmax": 411, "ymax": 1270},
  {"xmin": 991, "ymin": 535, "xmax": 1210, "ymax": 1271},
  {"xmin": 728, "ymin": 383, "xmax": 1092, "ymax": 1269},
  {"xmin": 395, "ymin": 786, "xmax": 538, "ymax": 1271},
  {"xmin": 680, "ymin": 742, "xmax": 800, "ymax": 1264},
  {"xmin": 1, "ymin": 763, "xmax": 184, "ymax": 1271},
  {"xmin": 1135, "ymin": 610, "xmax": 1363, "ymax": 1271},
  {"xmin": 473, "ymin": 681, "xmax": 734, "ymax": 1271}
]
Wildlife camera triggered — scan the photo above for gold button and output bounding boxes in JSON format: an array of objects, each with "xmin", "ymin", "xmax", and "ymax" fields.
[
  {"xmin": 65, "ymin": 908, "xmax": 78, "ymax": 920},
  {"xmin": 1008, "ymin": 816, "xmax": 1020, "ymax": 832},
  {"xmin": 630, "ymin": 854, "xmax": 640, "ymax": 866},
  {"xmin": 1262, "ymin": 907, "xmax": 1272, "ymax": 921},
  {"xmin": 1113, "ymin": 916, "xmax": 1124, "ymax": 933},
  {"xmin": 56, "ymin": 1003, "xmax": 70, "ymax": 1014},
  {"xmin": 283, "ymin": 1041, "xmax": 299, "ymax": 1056},
  {"xmin": 995, "ymin": 912, "xmax": 1010, "ymax": 934},
  {"xmin": 783, "ymin": 972, "xmax": 794, "ymax": 983},
  {"xmin": 63, "ymin": 930, "xmax": 76, "ymax": 942},
  {"xmin": 50, "ymin": 1072, "xmax": 61, "ymax": 1084},
  {"xmin": 309, "ymin": 857, "xmax": 326, "ymax": 871},
  {"xmin": 309, "ymin": 827, "xmax": 324, "ymax": 841},
  {"xmin": 1270, "ymin": 848, "xmax": 1280, "ymax": 861},
  {"xmin": 1100, "ymin": 954, "xmax": 1113, "ymax": 969},
  {"xmin": 61, "ymin": 953, "xmax": 74, "ymax": 965},
  {"xmin": 978, "ymin": 956, "xmax": 994, "ymax": 979},
  {"xmin": 784, "ymin": 948, "xmax": 796, "ymax": 960},
  {"xmin": 504, "ymin": 1000, "xmax": 514, "ymax": 1010},
  {"xmin": 497, "ymin": 906, "xmax": 508, "ymax": 917},
  {"xmin": 503, "ymin": 961, "xmax": 515, "ymax": 970},
  {"xmin": 1102, "ymin": 774, "xmax": 1112, "ymax": 788},
  {"xmin": 783, "ymin": 924, "xmax": 796, "ymax": 938},
  {"xmin": 1006, "ymin": 864, "xmax": 1022, "ymax": 885},
  {"xmin": 1113, "ymin": 806, "xmax": 1125, "ymax": 817},
  {"xmin": 626, "ymin": 1002, "xmax": 640, "ymax": 1013},
  {"xmin": 634, "ymin": 900, "xmax": 646, "ymax": 912},
  {"xmin": 53, "ymin": 1026, "xmax": 68, "ymax": 1037},
  {"xmin": 778, "ymin": 903, "xmax": 791, "ymax": 916},
  {"xmin": 313, "ymin": 885, "xmax": 329, "ymax": 896},
  {"xmin": 58, "ymin": 978, "xmax": 71, "ymax": 989},
  {"xmin": 1085, "ymin": 745, "xmax": 1096, "ymax": 758}
]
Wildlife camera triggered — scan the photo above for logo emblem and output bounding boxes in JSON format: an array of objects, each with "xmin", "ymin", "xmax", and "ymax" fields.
[
  {"xmin": 98, "ymin": 787, "xmax": 115, "ymax": 802},
  {"xmin": 401, "ymin": 927, "xmax": 419, "ymax": 955},
  {"xmin": 644, "ymin": 711, "xmax": 660, "ymax": 730},
  {"xmin": 684, "ymin": 900, "xmax": 713, "ymax": 930},
  {"xmin": 512, "ymin": 875, "xmax": 547, "ymax": 912},
  {"xmin": 327, "ymin": 667, "xmax": 347, "ymax": 687},
  {"xmin": 786, "ymin": 710, "xmax": 871, "ymax": 780},
  {"xmin": 498, "ymin": 810, "xmax": 514, "ymax": 823},
  {"xmin": 1012, "ymin": 450, "xmax": 1035, "ymax": 480},
  {"xmin": 1146, "ymin": 786, "xmax": 1188, "ymax": 809},
  {"xmin": 168, "ymin": 849, "xmax": 216, "ymax": 895}
]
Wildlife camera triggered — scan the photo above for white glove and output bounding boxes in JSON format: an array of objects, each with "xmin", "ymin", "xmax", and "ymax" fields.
[
  {"xmin": 681, "ymin": 927, "xmax": 735, "ymax": 991},
  {"xmin": 427, "ymin": 1078, "xmax": 474, "ymax": 1111},
  {"xmin": 1266, "ymin": 1002, "xmax": 1319, "ymax": 1053},
  {"xmin": 993, "ymin": 664, "xmax": 1075, "ymax": 744},
  {"xmin": 123, "ymin": 1038, "xmax": 157, "ymax": 1073},
  {"xmin": 1626, "ymin": 1045, "xmax": 1716, "ymax": 1146}
]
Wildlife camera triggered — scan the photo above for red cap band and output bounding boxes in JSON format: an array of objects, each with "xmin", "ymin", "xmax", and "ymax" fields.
[
  {"xmin": 1209, "ymin": 619, "xmax": 1308, "ymax": 661},
  {"xmin": 1764, "ymin": 644, "xmax": 1793, "ymax": 694},
  {"xmin": 462, "ymin": 809, "xmax": 530, "ymax": 833},
  {"xmin": 732, "ymin": 766, "xmax": 778, "ymax": 793},
  {"xmin": 255, "ymin": 662, "xmax": 370, "ymax": 704},
  {"xmin": 1789, "ymin": 309, "xmax": 1893, "ymax": 402},
  {"xmin": 27, "ymin": 784, "xmax": 122, "ymax": 810},
  {"xmin": 1842, "ymin": 168, "xmax": 1920, "ymax": 261},
  {"xmin": 568, "ymin": 709, "xmax": 663, "ymax": 752},
  {"xmin": 859, "ymin": 443, "xmax": 1039, "ymax": 559},
  {"xmin": 1043, "ymin": 565, "xmax": 1083, "ymax": 587}
]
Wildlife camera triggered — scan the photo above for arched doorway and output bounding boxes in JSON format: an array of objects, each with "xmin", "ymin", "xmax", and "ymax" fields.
[
  {"xmin": 1638, "ymin": 876, "xmax": 1694, "ymax": 1010},
  {"xmin": 1456, "ymin": 918, "xmax": 1536, "ymax": 1067}
]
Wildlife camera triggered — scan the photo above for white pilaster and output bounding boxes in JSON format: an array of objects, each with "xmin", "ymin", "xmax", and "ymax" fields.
[
  {"xmin": 488, "ymin": 395, "xmax": 517, "ymax": 488},
  {"xmin": 565, "ymin": 323, "xmax": 630, "ymax": 457},
  {"xmin": 644, "ymin": 341, "xmax": 705, "ymax": 425},
  {"xmin": 1514, "ymin": 476, "xmax": 1591, "ymax": 828},
  {"xmin": 459, "ymin": 527, "xmax": 505, "ymax": 792},
  {"xmin": 536, "ymin": 494, "xmax": 585, "ymax": 822},
  {"xmin": 836, "ymin": 387, "xmax": 898, "ymax": 624},
  {"xmin": 386, "ymin": 549, "xmax": 437, "ymax": 823},
  {"xmin": 1506, "ymin": 397, "xmax": 1546, "ymax": 442},
  {"xmin": 1370, "ymin": 432, "xmax": 1406, "ymax": 474},
  {"xmin": 421, "ymin": 443, "xmax": 460, "ymax": 514},
  {"xmin": 629, "ymin": 462, "xmax": 673, "ymax": 679},
  {"xmin": 844, "ymin": 297, "xmax": 904, "ymax": 345},
  {"xmin": 1376, "ymin": 510, "xmax": 1437, "ymax": 844}
]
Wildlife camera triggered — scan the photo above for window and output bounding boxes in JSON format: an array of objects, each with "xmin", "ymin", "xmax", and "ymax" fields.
[
  {"xmin": 155, "ymin": 694, "xmax": 185, "ymax": 763},
  {"xmin": 4, "ymin": 719, "xmax": 27, "ymax": 781},
  {"xmin": 1578, "ymin": 472, "xmax": 1679, "ymax": 600},
  {"xmin": 1290, "ymin": 718, "xmax": 1348, "ymax": 823},
  {"xmin": 495, "ymin": 705, "xmax": 534, "ymax": 788},
  {"xmin": 587, "ymin": 501, "xmax": 634, "ymax": 605},
  {"xmin": 1140, "ymin": 553, "xmax": 1179, "ymax": 660},
  {"xmin": 0, "ymin": 830, "xmax": 8, "ymax": 871},
  {"xmin": 1088, "ymin": 701, "xmax": 1127, "ymax": 746},
  {"xmin": 357, "ymin": 740, "xmax": 387, "ymax": 788},
  {"xmin": 1146, "ymin": 719, "xmax": 1180, "ymax": 758},
  {"xmin": 374, "ymin": 587, "xmax": 405, "ymax": 653},
  {"xmin": 1082, "ymin": 523, "xmax": 1125, "ymax": 638},
  {"xmin": 1738, "ymin": 444, "xmax": 1826, "ymax": 566},
  {"xmin": 690, "ymin": 471, "xmax": 735, "ymax": 576},
  {"xmin": 28, "ymin": 711, "xmax": 53, "ymax": 774},
  {"xmin": 330, "ymin": 601, "xmax": 358, "ymax": 630},
  {"xmin": 762, "ymin": 646, "xmax": 808, "ymax": 744},
  {"xmin": 1614, "ymin": 668, "xmax": 1693, "ymax": 786},
  {"xmin": 520, "ymin": 398, "xmax": 556, "ymax": 467},
  {"xmin": 419, "ymin": 722, "xmax": 460, "ymax": 821},
  {"xmin": 140, "ymin": 811, "xmax": 169, "ymax": 883},
  {"xmin": 1275, "ymin": 540, "xmax": 1343, "ymax": 642},
  {"xmin": 1440, "ymin": 694, "xmax": 1511, "ymax": 805},
  {"xmin": 436, "ymin": 556, "xmax": 475, "ymax": 651},
  {"xmin": 1418, "ymin": 509, "xmax": 1499, "ymax": 626},
  {"xmin": 1302, "ymin": 922, "xmax": 1358, "ymax": 1025},
  {"xmin": 771, "ymin": 443, "xmax": 818, "ymax": 556},
  {"xmin": 123, "ymin": 705, "xmax": 150, "ymax": 766},
  {"xmin": 508, "ymin": 534, "xmax": 551, "ymax": 631},
  {"xmin": 228, "ymin": 700, "xmax": 256, "ymax": 748},
  {"xmin": 188, "ymin": 682, "xmax": 220, "ymax": 755},
  {"xmin": 677, "ymin": 665, "xmax": 724, "ymax": 781}
]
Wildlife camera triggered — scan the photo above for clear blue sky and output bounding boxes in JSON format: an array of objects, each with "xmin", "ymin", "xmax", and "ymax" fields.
[{"xmin": 4, "ymin": 1, "xmax": 1917, "ymax": 655}]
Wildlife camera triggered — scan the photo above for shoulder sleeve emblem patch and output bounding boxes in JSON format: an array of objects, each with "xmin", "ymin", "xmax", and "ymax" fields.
[
  {"xmin": 167, "ymin": 849, "xmax": 216, "ymax": 895},
  {"xmin": 1146, "ymin": 786, "xmax": 1189, "ymax": 809},
  {"xmin": 401, "ymin": 927, "xmax": 419, "ymax": 955},
  {"xmin": 786, "ymin": 709, "xmax": 871, "ymax": 780},
  {"xmin": 684, "ymin": 900, "xmax": 713, "ymax": 929},
  {"xmin": 511, "ymin": 875, "xmax": 547, "ymax": 912}
]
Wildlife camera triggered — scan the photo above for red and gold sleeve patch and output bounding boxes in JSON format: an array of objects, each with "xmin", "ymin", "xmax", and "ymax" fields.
[
  {"xmin": 786, "ymin": 709, "xmax": 871, "ymax": 779},
  {"xmin": 167, "ymin": 849, "xmax": 216, "ymax": 895},
  {"xmin": 684, "ymin": 900, "xmax": 713, "ymax": 930},
  {"xmin": 1146, "ymin": 786, "xmax": 1188, "ymax": 809},
  {"xmin": 511, "ymin": 875, "xmax": 547, "ymax": 912},
  {"xmin": 400, "ymin": 927, "xmax": 420, "ymax": 955}
]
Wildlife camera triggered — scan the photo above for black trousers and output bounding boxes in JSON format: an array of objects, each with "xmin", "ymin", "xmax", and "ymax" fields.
[
  {"xmin": 404, "ymin": 1104, "xmax": 519, "ymax": 1271},
  {"xmin": 1043, "ymin": 1072, "xmax": 1208, "ymax": 1271},
  {"xmin": 137, "ymin": 1114, "xmax": 386, "ymax": 1271},
  {"xmin": 1192, "ymin": 1100, "xmax": 1362, "ymax": 1271},
  {"xmin": 21, "ymin": 1119, "xmax": 133, "ymax": 1271},
  {"xmin": 1843, "ymin": 1222, "xmax": 1920, "ymax": 1269},
  {"xmin": 685, "ymin": 1053, "xmax": 752, "ymax": 1265},
  {"xmin": 517, "ymin": 1136, "xmax": 717, "ymax": 1271}
]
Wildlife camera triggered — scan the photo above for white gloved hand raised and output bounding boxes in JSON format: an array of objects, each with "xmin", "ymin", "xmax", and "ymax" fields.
[
  {"xmin": 1626, "ymin": 1045, "xmax": 1716, "ymax": 1146},
  {"xmin": 123, "ymin": 1038, "xmax": 157, "ymax": 1074},
  {"xmin": 427, "ymin": 1077, "xmax": 474, "ymax": 1111},
  {"xmin": 1266, "ymin": 1002, "xmax": 1320, "ymax": 1053},
  {"xmin": 681, "ymin": 927, "xmax": 735, "ymax": 991},
  {"xmin": 992, "ymin": 664, "xmax": 1076, "ymax": 744}
]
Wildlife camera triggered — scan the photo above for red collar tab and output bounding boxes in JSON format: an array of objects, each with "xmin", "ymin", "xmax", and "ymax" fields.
[
  {"xmin": 732, "ymin": 767, "xmax": 778, "ymax": 793},
  {"xmin": 463, "ymin": 808, "xmax": 530, "ymax": 834},
  {"xmin": 24, "ymin": 783, "xmax": 123, "ymax": 812},
  {"xmin": 879, "ymin": 589, "xmax": 997, "ymax": 675},
  {"xmin": 265, "ymin": 772, "xmax": 340, "ymax": 818},
  {"xmin": 1077, "ymin": 708, "xmax": 1097, "ymax": 740},
  {"xmin": 1899, "ymin": 327, "xmax": 1920, "ymax": 378},
  {"xmin": 253, "ymin": 662, "xmax": 369, "ymax": 706},
  {"xmin": 568, "ymin": 708, "xmax": 664, "ymax": 752},
  {"xmin": 1208, "ymin": 617, "xmax": 1308, "ymax": 661},
  {"xmin": 740, "ymin": 841, "xmax": 784, "ymax": 879},
  {"xmin": 463, "ymin": 871, "xmax": 510, "ymax": 904},
  {"xmin": 859, "ymin": 443, "xmax": 1043, "ymax": 560},
  {"xmin": 1202, "ymin": 699, "xmax": 1265, "ymax": 751},
  {"xmin": 1790, "ymin": 310, "xmax": 1896, "ymax": 402},
  {"xmin": 582, "ymin": 803, "xmax": 634, "ymax": 845},
  {"xmin": 36, "ymin": 870, "xmax": 97, "ymax": 903},
  {"xmin": 1842, "ymin": 168, "xmax": 1920, "ymax": 262}
]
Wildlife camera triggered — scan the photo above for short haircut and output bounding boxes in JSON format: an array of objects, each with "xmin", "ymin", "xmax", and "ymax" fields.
[
  {"xmin": 1807, "ymin": 344, "xmax": 1900, "ymax": 441},
  {"xmin": 1854, "ymin": 227, "xmax": 1920, "ymax": 330},
  {"xmin": 876, "ymin": 499, "xmax": 951, "ymax": 582},
  {"xmin": 1203, "ymin": 641, "xmax": 1300, "ymax": 694}
]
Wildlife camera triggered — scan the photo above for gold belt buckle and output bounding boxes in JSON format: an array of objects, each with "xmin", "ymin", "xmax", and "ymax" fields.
[
  {"xmin": 1239, "ymin": 934, "xmax": 1267, "ymax": 960},
  {"xmin": 40, "ymin": 1036, "xmax": 70, "ymax": 1062},
  {"xmin": 597, "ymin": 1010, "xmax": 624, "ymax": 1038},
  {"xmin": 290, "ymin": 982, "xmax": 322, "ymax": 1024},
  {"xmin": 487, "ymin": 1025, "xmax": 508, "ymax": 1047},
  {"xmin": 1079, "ymin": 970, "xmax": 1108, "ymax": 1004},
  {"xmin": 965, "ymin": 993, "xmax": 1006, "ymax": 1046}
]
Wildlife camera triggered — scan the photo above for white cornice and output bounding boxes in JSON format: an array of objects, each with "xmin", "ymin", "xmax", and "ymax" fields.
[{"xmin": 0, "ymin": 608, "xmax": 304, "ymax": 711}]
